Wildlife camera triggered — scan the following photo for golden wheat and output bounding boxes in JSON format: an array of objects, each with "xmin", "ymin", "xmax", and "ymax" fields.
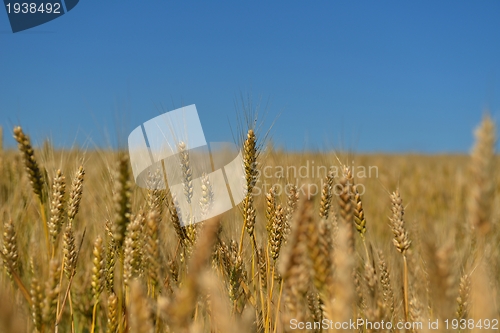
[{"xmin": 0, "ymin": 116, "xmax": 498, "ymax": 333}]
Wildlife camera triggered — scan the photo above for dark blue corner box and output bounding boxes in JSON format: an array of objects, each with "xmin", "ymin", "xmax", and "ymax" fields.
[{"xmin": 4, "ymin": 0, "xmax": 79, "ymax": 33}]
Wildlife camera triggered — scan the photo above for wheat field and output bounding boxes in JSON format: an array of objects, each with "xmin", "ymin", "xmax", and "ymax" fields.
[{"xmin": 1, "ymin": 115, "xmax": 499, "ymax": 333}]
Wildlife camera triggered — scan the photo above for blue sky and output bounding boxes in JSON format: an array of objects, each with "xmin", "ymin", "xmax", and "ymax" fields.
[{"xmin": 1, "ymin": 1, "xmax": 500, "ymax": 152}]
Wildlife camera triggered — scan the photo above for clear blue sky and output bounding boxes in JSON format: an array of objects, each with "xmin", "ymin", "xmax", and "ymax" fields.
[{"xmin": 1, "ymin": 1, "xmax": 500, "ymax": 152}]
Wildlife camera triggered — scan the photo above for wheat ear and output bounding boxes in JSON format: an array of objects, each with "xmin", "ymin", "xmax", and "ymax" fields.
[
  {"xmin": 106, "ymin": 293, "xmax": 118, "ymax": 333},
  {"xmin": 456, "ymin": 272, "xmax": 470, "ymax": 320},
  {"xmin": 269, "ymin": 204, "xmax": 285, "ymax": 261},
  {"xmin": 112, "ymin": 155, "xmax": 132, "ymax": 250},
  {"xmin": 13, "ymin": 126, "xmax": 46, "ymax": 203},
  {"xmin": 199, "ymin": 172, "xmax": 214, "ymax": 219},
  {"xmin": 145, "ymin": 210, "xmax": 161, "ymax": 297},
  {"xmin": 353, "ymin": 183, "xmax": 372, "ymax": 264},
  {"xmin": 280, "ymin": 196, "xmax": 313, "ymax": 326},
  {"xmin": 104, "ymin": 221, "xmax": 116, "ymax": 294},
  {"xmin": 162, "ymin": 217, "xmax": 220, "ymax": 329},
  {"xmin": 128, "ymin": 280, "xmax": 154, "ymax": 333},
  {"xmin": 338, "ymin": 167, "xmax": 354, "ymax": 253},
  {"xmin": 146, "ymin": 169, "xmax": 165, "ymax": 215},
  {"xmin": 319, "ymin": 171, "xmax": 334, "ymax": 219},
  {"xmin": 62, "ymin": 222, "xmax": 77, "ymax": 279},
  {"xmin": 378, "ymin": 250, "xmax": 395, "ymax": 322},
  {"xmin": 266, "ymin": 185, "xmax": 277, "ymax": 227},
  {"xmin": 48, "ymin": 169, "xmax": 66, "ymax": 252},
  {"xmin": 43, "ymin": 259, "xmax": 61, "ymax": 327},
  {"xmin": 284, "ymin": 184, "xmax": 299, "ymax": 243},
  {"xmin": 242, "ymin": 129, "xmax": 258, "ymax": 237},
  {"xmin": 13, "ymin": 126, "xmax": 50, "ymax": 253},
  {"xmin": 2, "ymin": 219, "xmax": 20, "ymax": 279},
  {"xmin": 177, "ymin": 141, "xmax": 193, "ymax": 204},
  {"xmin": 123, "ymin": 213, "xmax": 144, "ymax": 286},
  {"xmin": 90, "ymin": 235, "xmax": 104, "ymax": 333},
  {"xmin": 30, "ymin": 273, "xmax": 44, "ymax": 332},
  {"xmin": 67, "ymin": 166, "xmax": 85, "ymax": 222},
  {"xmin": 468, "ymin": 113, "xmax": 496, "ymax": 236},
  {"xmin": 389, "ymin": 189, "xmax": 411, "ymax": 321}
]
